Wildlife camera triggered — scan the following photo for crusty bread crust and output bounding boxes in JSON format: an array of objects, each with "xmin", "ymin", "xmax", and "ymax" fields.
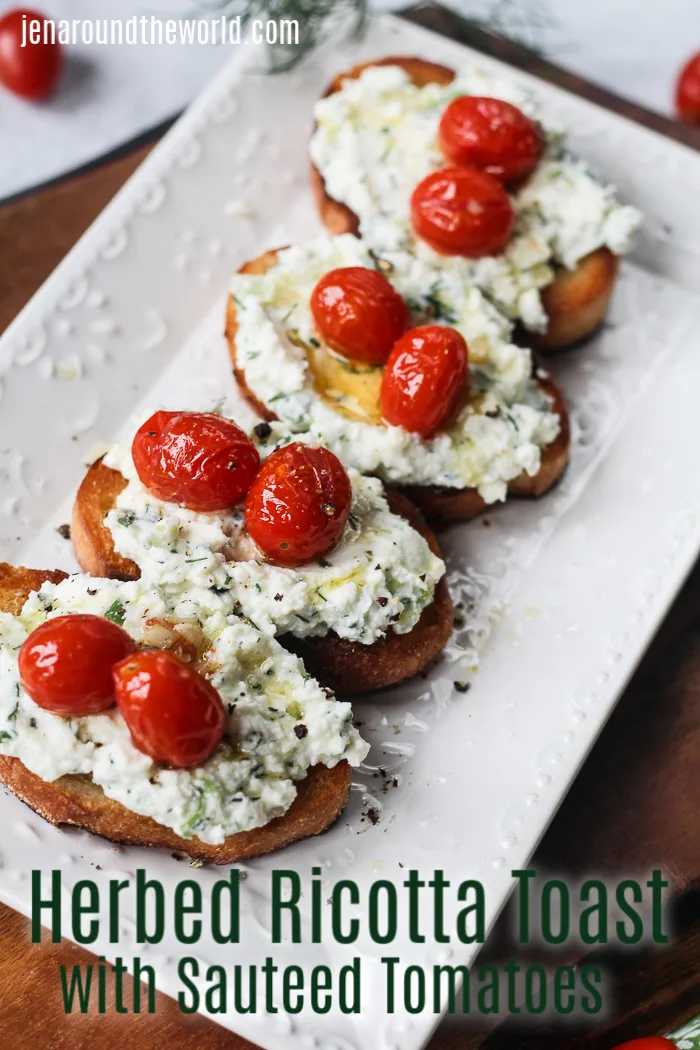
[
  {"xmin": 0, "ymin": 562, "xmax": 352, "ymax": 863},
  {"xmin": 225, "ymin": 249, "xmax": 570, "ymax": 525},
  {"xmin": 72, "ymin": 460, "xmax": 453, "ymax": 691},
  {"xmin": 309, "ymin": 55, "xmax": 620, "ymax": 353},
  {"xmin": 72, "ymin": 459, "xmax": 138, "ymax": 581},
  {"xmin": 527, "ymin": 247, "xmax": 620, "ymax": 352}
]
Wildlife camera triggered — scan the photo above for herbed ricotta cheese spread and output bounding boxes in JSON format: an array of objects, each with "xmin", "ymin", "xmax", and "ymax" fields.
[
  {"xmin": 309, "ymin": 64, "xmax": 642, "ymax": 330},
  {"xmin": 104, "ymin": 433, "xmax": 445, "ymax": 646},
  {"xmin": 229, "ymin": 233, "xmax": 560, "ymax": 500},
  {"xmin": 0, "ymin": 574, "xmax": 368, "ymax": 843}
]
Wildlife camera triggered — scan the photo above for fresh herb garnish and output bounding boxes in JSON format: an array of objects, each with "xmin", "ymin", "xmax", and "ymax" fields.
[{"xmin": 104, "ymin": 600, "xmax": 126, "ymax": 626}]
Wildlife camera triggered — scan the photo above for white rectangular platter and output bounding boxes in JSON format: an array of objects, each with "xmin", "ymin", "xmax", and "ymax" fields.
[{"xmin": 2, "ymin": 13, "xmax": 700, "ymax": 1050}]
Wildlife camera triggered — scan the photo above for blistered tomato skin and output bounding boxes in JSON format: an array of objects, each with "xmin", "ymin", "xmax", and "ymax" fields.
[
  {"xmin": 381, "ymin": 325, "xmax": 468, "ymax": 438},
  {"xmin": 310, "ymin": 266, "xmax": 411, "ymax": 365},
  {"xmin": 18, "ymin": 614, "xmax": 135, "ymax": 716},
  {"xmin": 676, "ymin": 53, "xmax": 700, "ymax": 124},
  {"xmin": 244, "ymin": 443, "xmax": 352, "ymax": 566},
  {"xmin": 438, "ymin": 96, "xmax": 543, "ymax": 184},
  {"xmin": 0, "ymin": 8, "xmax": 63, "ymax": 100},
  {"xmin": 411, "ymin": 166, "xmax": 515, "ymax": 258},
  {"xmin": 113, "ymin": 650, "xmax": 225, "ymax": 768},
  {"xmin": 132, "ymin": 411, "xmax": 260, "ymax": 512}
]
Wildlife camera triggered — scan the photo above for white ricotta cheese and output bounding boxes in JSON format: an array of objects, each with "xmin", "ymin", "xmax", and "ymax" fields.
[
  {"xmin": 229, "ymin": 233, "xmax": 560, "ymax": 500},
  {"xmin": 309, "ymin": 64, "xmax": 642, "ymax": 329},
  {"xmin": 103, "ymin": 438, "xmax": 445, "ymax": 646},
  {"xmin": 0, "ymin": 574, "xmax": 368, "ymax": 844}
]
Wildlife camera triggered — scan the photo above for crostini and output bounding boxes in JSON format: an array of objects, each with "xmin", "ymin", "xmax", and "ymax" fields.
[
  {"xmin": 0, "ymin": 563, "xmax": 367, "ymax": 861},
  {"xmin": 226, "ymin": 234, "xmax": 570, "ymax": 525},
  {"xmin": 309, "ymin": 57, "xmax": 642, "ymax": 351},
  {"xmin": 72, "ymin": 413, "xmax": 454, "ymax": 695}
]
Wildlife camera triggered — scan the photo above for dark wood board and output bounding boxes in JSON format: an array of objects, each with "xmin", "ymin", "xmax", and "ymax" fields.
[{"xmin": 1, "ymin": 5, "xmax": 700, "ymax": 1048}]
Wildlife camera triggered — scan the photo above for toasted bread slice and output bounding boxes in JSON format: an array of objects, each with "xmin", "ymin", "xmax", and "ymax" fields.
[
  {"xmin": 225, "ymin": 249, "xmax": 570, "ymax": 526},
  {"xmin": 527, "ymin": 247, "xmax": 619, "ymax": 352},
  {"xmin": 309, "ymin": 55, "xmax": 620, "ymax": 353},
  {"xmin": 72, "ymin": 461, "xmax": 454, "ymax": 691},
  {"xmin": 0, "ymin": 562, "xmax": 352, "ymax": 863}
]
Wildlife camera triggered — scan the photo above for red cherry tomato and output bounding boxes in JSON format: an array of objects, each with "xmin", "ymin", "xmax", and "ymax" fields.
[
  {"xmin": 411, "ymin": 166, "xmax": 515, "ymax": 257},
  {"xmin": 132, "ymin": 411, "xmax": 260, "ymax": 512},
  {"xmin": 18, "ymin": 614, "xmax": 135, "ymax": 716},
  {"xmin": 310, "ymin": 266, "xmax": 411, "ymax": 365},
  {"xmin": 113, "ymin": 650, "xmax": 225, "ymax": 768},
  {"xmin": 381, "ymin": 324, "xmax": 468, "ymax": 438},
  {"xmin": 438, "ymin": 95, "xmax": 543, "ymax": 184},
  {"xmin": 675, "ymin": 52, "xmax": 700, "ymax": 124},
  {"xmin": 0, "ymin": 8, "xmax": 62, "ymax": 100},
  {"xmin": 244, "ymin": 443, "xmax": 352, "ymax": 566},
  {"xmin": 610, "ymin": 1040, "xmax": 677, "ymax": 1050}
]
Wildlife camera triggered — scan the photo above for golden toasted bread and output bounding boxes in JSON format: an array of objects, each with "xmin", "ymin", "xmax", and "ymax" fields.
[
  {"xmin": 309, "ymin": 55, "xmax": 620, "ymax": 352},
  {"xmin": 0, "ymin": 562, "xmax": 352, "ymax": 863},
  {"xmin": 527, "ymin": 247, "xmax": 619, "ymax": 352},
  {"xmin": 225, "ymin": 249, "xmax": 570, "ymax": 526},
  {"xmin": 72, "ymin": 461, "xmax": 454, "ymax": 692}
]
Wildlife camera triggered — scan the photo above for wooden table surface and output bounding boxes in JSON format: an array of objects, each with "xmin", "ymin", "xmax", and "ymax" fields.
[{"xmin": 2, "ymin": 6, "xmax": 700, "ymax": 1048}]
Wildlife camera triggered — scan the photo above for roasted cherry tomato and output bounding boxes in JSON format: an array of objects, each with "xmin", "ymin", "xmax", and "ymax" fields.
[
  {"xmin": 113, "ymin": 650, "xmax": 225, "ymax": 768},
  {"xmin": 310, "ymin": 266, "xmax": 411, "ymax": 365},
  {"xmin": 609, "ymin": 1040, "xmax": 677, "ymax": 1050},
  {"xmin": 18, "ymin": 614, "xmax": 135, "ymax": 716},
  {"xmin": 438, "ymin": 95, "xmax": 543, "ymax": 184},
  {"xmin": 244, "ymin": 443, "xmax": 351, "ymax": 566},
  {"xmin": 381, "ymin": 324, "xmax": 468, "ymax": 437},
  {"xmin": 675, "ymin": 52, "xmax": 700, "ymax": 124},
  {"xmin": 132, "ymin": 411, "xmax": 260, "ymax": 512},
  {"xmin": 0, "ymin": 8, "xmax": 63, "ymax": 100},
  {"xmin": 411, "ymin": 166, "xmax": 515, "ymax": 257}
]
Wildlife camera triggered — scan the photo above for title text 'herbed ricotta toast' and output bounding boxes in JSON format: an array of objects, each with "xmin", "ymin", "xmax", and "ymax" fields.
[{"xmin": 309, "ymin": 57, "xmax": 642, "ymax": 351}]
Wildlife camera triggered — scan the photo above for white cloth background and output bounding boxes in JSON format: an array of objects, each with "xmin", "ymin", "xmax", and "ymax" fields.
[{"xmin": 1, "ymin": 0, "xmax": 698, "ymax": 201}]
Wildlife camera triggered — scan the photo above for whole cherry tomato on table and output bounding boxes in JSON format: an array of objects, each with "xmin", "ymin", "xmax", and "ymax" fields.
[
  {"xmin": 132, "ymin": 411, "xmax": 260, "ymax": 512},
  {"xmin": 310, "ymin": 266, "xmax": 411, "ymax": 365},
  {"xmin": 675, "ymin": 52, "xmax": 700, "ymax": 124},
  {"xmin": 18, "ymin": 614, "xmax": 135, "ymax": 716},
  {"xmin": 411, "ymin": 166, "xmax": 515, "ymax": 258},
  {"xmin": 244, "ymin": 443, "xmax": 352, "ymax": 566},
  {"xmin": 113, "ymin": 650, "xmax": 225, "ymax": 768},
  {"xmin": 381, "ymin": 324, "xmax": 468, "ymax": 438},
  {"xmin": 0, "ymin": 8, "xmax": 63, "ymax": 100},
  {"xmin": 438, "ymin": 95, "xmax": 543, "ymax": 184}
]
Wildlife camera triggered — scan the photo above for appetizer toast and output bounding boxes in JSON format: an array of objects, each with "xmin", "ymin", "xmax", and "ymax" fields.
[
  {"xmin": 310, "ymin": 56, "xmax": 629, "ymax": 352},
  {"xmin": 72, "ymin": 458, "xmax": 454, "ymax": 692},
  {"xmin": 0, "ymin": 564, "xmax": 353, "ymax": 863},
  {"xmin": 225, "ymin": 246, "xmax": 571, "ymax": 525}
]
